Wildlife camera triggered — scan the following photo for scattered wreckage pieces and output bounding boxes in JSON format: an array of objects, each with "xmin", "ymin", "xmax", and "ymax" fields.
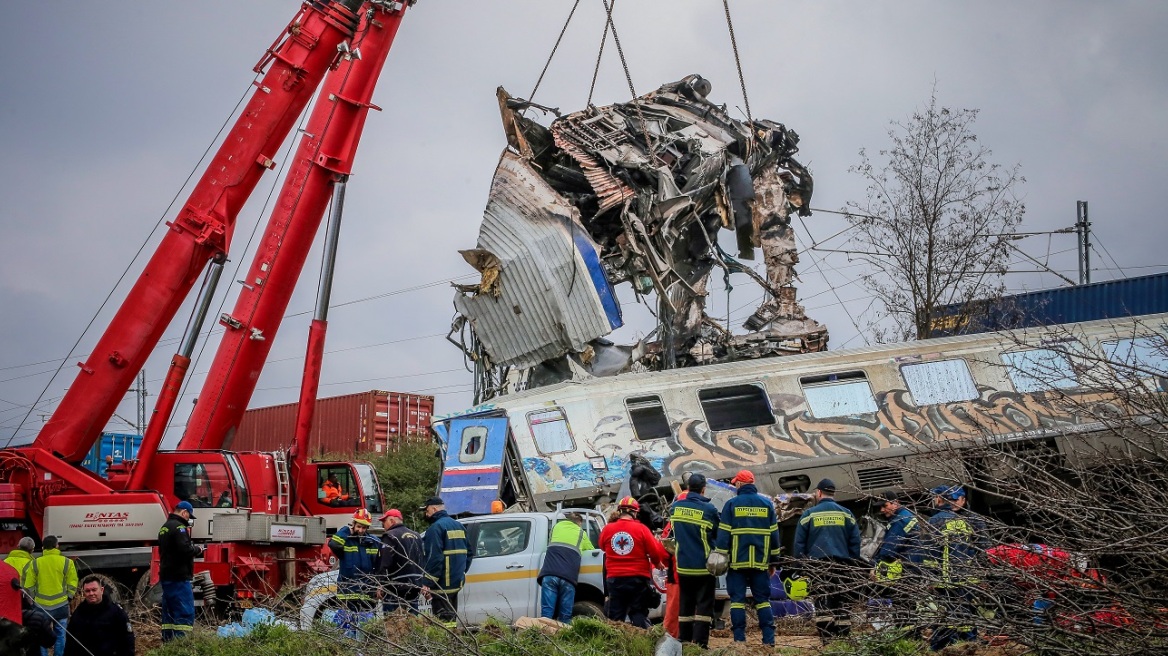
[{"xmin": 454, "ymin": 75, "xmax": 826, "ymax": 394}]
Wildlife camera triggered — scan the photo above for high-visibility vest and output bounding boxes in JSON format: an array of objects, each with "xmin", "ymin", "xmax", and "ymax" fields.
[{"xmin": 31, "ymin": 548, "xmax": 77, "ymax": 610}]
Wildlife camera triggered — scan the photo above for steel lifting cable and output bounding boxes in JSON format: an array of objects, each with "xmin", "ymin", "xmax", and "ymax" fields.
[
  {"xmin": 722, "ymin": 0, "xmax": 755, "ymax": 152},
  {"xmin": 528, "ymin": 0, "xmax": 582, "ymax": 106},
  {"xmin": 591, "ymin": 0, "xmax": 660, "ymax": 161}
]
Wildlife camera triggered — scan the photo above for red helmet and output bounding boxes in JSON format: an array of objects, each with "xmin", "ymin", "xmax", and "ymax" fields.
[
  {"xmin": 352, "ymin": 508, "xmax": 373, "ymax": 526},
  {"xmin": 618, "ymin": 496, "xmax": 640, "ymax": 513}
]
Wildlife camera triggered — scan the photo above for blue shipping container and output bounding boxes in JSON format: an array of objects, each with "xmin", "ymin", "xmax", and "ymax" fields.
[
  {"xmin": 81, "ymin": 432, "xmax": 143, "ymax": 477},
  {"xmin": 931, "ymin": 272, "xmax": 1168, "ymax": 336}
]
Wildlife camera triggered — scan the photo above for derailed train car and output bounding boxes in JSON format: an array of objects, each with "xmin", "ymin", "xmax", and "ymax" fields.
[{"xmin": 433, "ymin": 313, "xmax": 1168, "ymax": 525}]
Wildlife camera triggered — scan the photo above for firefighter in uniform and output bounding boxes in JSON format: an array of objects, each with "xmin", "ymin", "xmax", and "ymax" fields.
[
  {"xmin": 670, "ymin": 473, "xmax": 720, "ymax": 649},
  {"xmin": 919, "ymin": 485, "xmax": 987, "ymax": 651},
  {"xmin": 157, "ymin": 500, "xmax": 201, "ymax": 642},
  {"xmin": 714, "ymin": 469, "xmax": 781, "ymax": 646},
  {"xmin": 328, "ymin": 508, "xmax": 382, "ymax": 638},
  {"xmin": 420, "ymin": 496, "xmax": 474, "ymax": 627},
  {"xmin": 600, "ymin": 496, "xmax": 667, "ymax": 628},
  {"xmin": 873, "ymin": 491, "xmax": 920, "ymax": 628},
  {"xmin": 793, "ymin": 478, "xmax": 861, "ymax": 642}
]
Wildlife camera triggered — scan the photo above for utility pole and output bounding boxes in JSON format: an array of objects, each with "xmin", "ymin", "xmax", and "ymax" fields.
[
  {"xmin": 1076, "ymin": 200, "xmax": 1091, "ymax": 285},
  {"xmin": 135, "ymin": 370, "xmax": 148, "ymax": 435}
]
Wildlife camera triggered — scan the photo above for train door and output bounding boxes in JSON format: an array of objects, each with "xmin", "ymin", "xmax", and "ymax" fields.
[{"xmin": 439, "ymin": 417, "xmax": 507, "ymax": 515}]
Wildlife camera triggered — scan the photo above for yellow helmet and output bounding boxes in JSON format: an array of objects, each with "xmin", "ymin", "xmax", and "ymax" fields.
[{"xmin": 352, "ymin": 508, "xmax": 373, "ymax": 526}]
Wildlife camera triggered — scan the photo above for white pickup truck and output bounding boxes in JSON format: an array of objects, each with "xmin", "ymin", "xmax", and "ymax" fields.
[{"xmin": 301, "ymin": 510, "xmax": 623, "ymax": 627}]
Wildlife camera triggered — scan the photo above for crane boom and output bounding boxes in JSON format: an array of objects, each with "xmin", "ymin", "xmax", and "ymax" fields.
[
  {"xmin": 178, "ymin": 1, "xmax": 408, "ymax": 451},
  {"xmin": 32, "ymin": 0, "xmax": 364, "ymax": 463}
]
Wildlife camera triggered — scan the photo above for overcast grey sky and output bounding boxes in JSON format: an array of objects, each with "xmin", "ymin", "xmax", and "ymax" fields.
[{"xmin": 1, "ymin": 1, "xmax": 1165, "ymax": 447}]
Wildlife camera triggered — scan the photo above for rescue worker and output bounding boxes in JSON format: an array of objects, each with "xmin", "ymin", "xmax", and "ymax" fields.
[
  {"xmin": 328, "ymin": 508, "xmax": 381, "ymax": 637},
  {"xmin": 793, "ymin": 478, "xmax": 862, "ymax": 642},
  {"xmin": 321, "ymin": 472, "xmax": 350, "ymax": 506},
  {"xmin": 420, "ymin": 496, "xmax": 474, "ymax": 627},
  {"xmin": 714, "ymin": 469, "xmax": 781, "ymax": 646},
  {"xmin": 670, "ymin": 473, "xmax": 720, "ymax": 649},
  {"xmin": 537, "ymin": 512, "xmax": 594, "ymax": 623},
  {"xmin": 158, "ymin": 500, "xmax": 201, "ymax": 643},
  {"xmin": 919, "ymin": 484, "xmax": 987, "ymax": 651},
  {"xmin": 873, "ymin": 492, "xmax": 921, "ymax": 629},
  {"xmin": 31, "ymin": 535, "xmax": 77, "ymax": 656},
  {"xmin": 377, "ymin": 508, "xmax": 425, "ymax": 615},
  {"xmin": 3, "ymin": 537, "xmax": 37, "ymax": 592},
  {"xmin": 63, "ymin": 575, "xmax": 134, "ymax": 656},
  {"xmin": 600, "ymin": 496, "xmax": 667, "ymax": 629}
]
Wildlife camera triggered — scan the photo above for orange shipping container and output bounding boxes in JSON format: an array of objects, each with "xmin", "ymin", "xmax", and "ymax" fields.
[{"xmin": 227, "ymin": 390, "xmax": 434, "ymax": 457}]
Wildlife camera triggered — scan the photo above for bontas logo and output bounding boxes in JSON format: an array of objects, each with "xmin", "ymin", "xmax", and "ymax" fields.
[
  {"xmin": 610, "ymin": 531, "xmax": 635, "ymax": 556},
  {"xmin": 84, "ymin": 512, "xmax": 130, "ymax": 522}
]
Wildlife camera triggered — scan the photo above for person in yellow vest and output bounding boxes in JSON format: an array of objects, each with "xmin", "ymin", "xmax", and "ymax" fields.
[
  {"xmin": 3, "ymin": 536, "xmax": 37, "ymax": 592},
  {"xmin": 31, "ymin": 535, "xmax": 78, "ymax": 656}
]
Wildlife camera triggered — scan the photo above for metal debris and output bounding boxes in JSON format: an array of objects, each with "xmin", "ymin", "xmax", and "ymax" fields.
[{"xmin": 452, "ymin": 75, "xmax": 827, "ymax": 399}]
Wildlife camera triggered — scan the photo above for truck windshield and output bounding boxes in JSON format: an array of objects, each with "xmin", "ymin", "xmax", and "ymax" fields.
[{"xmin": 352, "ymin": 463, "xmax": 383, "ymax": 515}]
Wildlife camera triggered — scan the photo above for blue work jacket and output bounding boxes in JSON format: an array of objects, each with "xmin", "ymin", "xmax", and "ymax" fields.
[
  {"xmin": 793, "ymin": 498, "xmax": 861, "ymax": 561},
  {"xmin": 670, "ymin": 493, "xmax": 720, "ymax": 576},
  {"xmin": 920, "ymin": 507, "xmax": 987, "ymax": 586},
  {"xmin": 422, "ymin": 510, "xmax": 475, "ymax": 593},
  {"xmin": 714, "ymin": 484, "xmax": 781, "ymax": 570},
  {"xmin": 875, "ymin": 507, "xmax": 920, "ymax": 563},
  {"xmin": 329, "ymin": 524, "xmax": 382, "ymax": 595}
]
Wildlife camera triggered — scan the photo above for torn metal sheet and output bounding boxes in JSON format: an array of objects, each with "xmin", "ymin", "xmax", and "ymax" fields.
[{"xmin": 454, "ymin": 75, "xmax": 827, "ymax": 398}]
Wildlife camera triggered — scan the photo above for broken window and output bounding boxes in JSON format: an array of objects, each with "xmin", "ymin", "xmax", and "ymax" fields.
[
  {"xmin": 1002, "ymin": 349, "xmax": 1079, "ymax": 393},
  {"xmin": 800, "ymin": 371, "xmax": 878, "ymax": 418},
  {"xmin": 528, "ymin": 407, "xmax": 575, "ymax": 454},
  {"xmin": 458, "ymin": 425, "xmax": 488, "ymax": 464},
  {"xmin": 901, "ymin": 359, "xmax": 979, "ymax": 406},
  {"xmin": 698, "ymin": 384, "xmax": 775, "ymax": 431},
  {"xmin": 1102, "ymin": 336, "xmax": 1168, "ymax": 381},
  {"xmin": 626, "ymin": 395, "xmax": 672, "ymax": 440}
]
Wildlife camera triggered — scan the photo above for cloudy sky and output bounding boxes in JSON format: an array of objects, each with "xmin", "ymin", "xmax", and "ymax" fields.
[{"xmin": 1, "ymin": 1, "xmax": 1165, "ymax": 448}]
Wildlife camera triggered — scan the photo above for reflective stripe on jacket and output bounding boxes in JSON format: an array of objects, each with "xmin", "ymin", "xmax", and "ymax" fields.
[
  {"xmin": 920, "ymin": 507, "xmax": 987, "ymax": 586},
  {"xmin": 714, "ymin": 484, "xmax": 781, "ymax": 570},
  {"xmin": 875, "ymin": 507, "xmax": 920, "ymax": 577},
  {"xmin": 793, "ymin": 498, "xmax": 861, "ymax": 561},
  {"xmin": 538, "ymin": 519, "xmax": 594, "ymax": 585},
  {"xmin": 670, "ymin": 493, "xmax": 719, "ymax": 576},
  {"xmin": 328, "ymin": 524, "xmax": 382, "ymax": 599},
  {"xmin": 422, "ymin": 511, "xmax": 474, "ymax": 594},
  {"xmin": 3, "ymin": 549, "xmax": 36, "ymax": 590},
  {"xmin": 31, "ymin": 548, "xmax": 78, "ymax": 610}
]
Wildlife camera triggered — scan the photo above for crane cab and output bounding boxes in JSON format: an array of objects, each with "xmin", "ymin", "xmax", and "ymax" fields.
[{"xmin": 295, "ymin": 461, "xmax": 384, "ymax": 531}]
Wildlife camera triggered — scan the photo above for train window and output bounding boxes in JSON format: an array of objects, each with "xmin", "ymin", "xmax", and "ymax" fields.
[
  {"xmin": 1101, "ymin": 336, "xmax": 1168, "ymax": 381},
  {"xmin": 458, "ymin": 425, "xmax": 488, "ymax": 464},
  {"xmin": 528, "ymin": 407, "xmax": 575, "ymax": 454},
  {"xmin": 901, "ymin": 359, "xmax": 979, "ymax": 405},
  {"xmin": 698, "ymin": 384, "xmax": 775, "ymax": 431},
  {"xmin": 626, "ymin": 395, "xmax": 672, "ymax": 440},
  {"xmin": 1001, "ymin": 348, "xmax": 1079, "ymax": 392},
  {"xmin": 800, "ymin": 371, "xmax": 878, "ymax": 417}
]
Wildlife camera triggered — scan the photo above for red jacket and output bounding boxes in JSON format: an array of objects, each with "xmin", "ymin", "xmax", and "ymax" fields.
[{"xmin": 601, "ymin": 515, "xmax": 667, "ymax": 579}]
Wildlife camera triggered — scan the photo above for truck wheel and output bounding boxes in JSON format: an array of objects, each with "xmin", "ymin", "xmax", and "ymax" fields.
[{"xmin": 572, "ymin": 600, "xmax": 605, "ymax": 619}]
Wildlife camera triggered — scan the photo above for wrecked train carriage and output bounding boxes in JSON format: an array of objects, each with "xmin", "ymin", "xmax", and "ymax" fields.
[
  {"xmin": 451, "ymin": 76, "xmax": 826, "ymax": 396},
  {"xmin": 434, "ymin": 313, "xmax": 1168, "ymax": 522}
]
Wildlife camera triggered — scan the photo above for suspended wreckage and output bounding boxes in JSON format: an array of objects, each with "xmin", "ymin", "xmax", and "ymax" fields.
[{"xmin": 449, "ymin": 75, "xmax": 827, "ymax": 400}]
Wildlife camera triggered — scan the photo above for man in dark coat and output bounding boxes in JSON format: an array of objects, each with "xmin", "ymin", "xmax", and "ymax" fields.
[
  {"xmin": 158, "ymin": 500, "xmax": 201, "ymax": 642},
  {"xmin": 420, "ymin": 497, "xmax": 474, "ymax": 628},
  {"xmin": 64, "ymin": 576, "xmax": 134, "ymax": 656},
  {"xmin": 377, "ymin": 509, "xmax": 425, "ymax": 614},
  {"xmin": 793, "ymin": 478, "xmax": 862, "ymax": 642},
  {"xmin": 670, "ymin": 473, "xmax": 720, "ymax": 648},
  {"xmin": 919, "ymin": 484, "xmax": 988, "ymax": 651}
]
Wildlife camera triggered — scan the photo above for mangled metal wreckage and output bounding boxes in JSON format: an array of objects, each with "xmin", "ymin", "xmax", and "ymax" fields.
[{"xmin": 450, "ymin": 75, "xmax": 827, "ymax": 399}]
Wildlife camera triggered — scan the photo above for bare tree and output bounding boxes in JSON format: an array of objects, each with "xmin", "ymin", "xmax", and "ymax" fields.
[{"xmin": 846, "ymin": 88, "xmax": 1025, "ymax": 341}]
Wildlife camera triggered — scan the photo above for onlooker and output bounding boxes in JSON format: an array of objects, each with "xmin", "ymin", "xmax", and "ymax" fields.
[
  {"xmin": 919, "ymin": 484, "xmax": 987, "ymax": 651},
  {"xmin": 3, "ymin": 537, "xmax": 37, "ymax": 592},
  {"xmin": 30, "ymin": 535, "xmax": 77, "ymax": 656},
  {"xmin": 714, "ymin": 469, "xmax": 781, "ymax": 646},
  {"xmin": 420, "ymin": 496, "xmax": 474, "ymax": 628},
  {"xmin": 377, "ymin": 508, "xmax": 425, "ymax": 615},
  {"xmin": 328, "ymin": 508, "xmax": 381, "ymax": 637},
  {"xmin": 600, "ymin": 496, "xmax": 667, "ymax": 629},
  {"xmin": 157, "ymin": 500, "xmax": 201, "ymax": 642},
  {"xmin": 101, "ymin": 455, "xmax": 115, "ymax": 479},
  {"xmin": 793, "ymin": 478, "xmax": 862, "ymax": 642},
  {"xmin": 63, "ymin": 576, "xmax": 134, "ymax": 656},
  {"xmin": 670, "ymin": 474, "xmax": 720, "ymax": 648},
  {"xmin": 537, "ymin": 512, "xmax": 594, "ymax": 623}
]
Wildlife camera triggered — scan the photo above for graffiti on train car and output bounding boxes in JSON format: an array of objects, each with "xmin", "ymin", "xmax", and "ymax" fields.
[{"xmin": 518, "ymin": 386, "xmax": 1117, "ymax": 492}]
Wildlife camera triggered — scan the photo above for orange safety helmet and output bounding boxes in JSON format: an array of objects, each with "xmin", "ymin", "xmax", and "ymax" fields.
[
  {"xmin": 352, "ymin": 508, "xmax": 373, "ymax": 526},
  {"xmin": 618, "ymin": 496, "xmax": 640, "ymax": 513}
]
